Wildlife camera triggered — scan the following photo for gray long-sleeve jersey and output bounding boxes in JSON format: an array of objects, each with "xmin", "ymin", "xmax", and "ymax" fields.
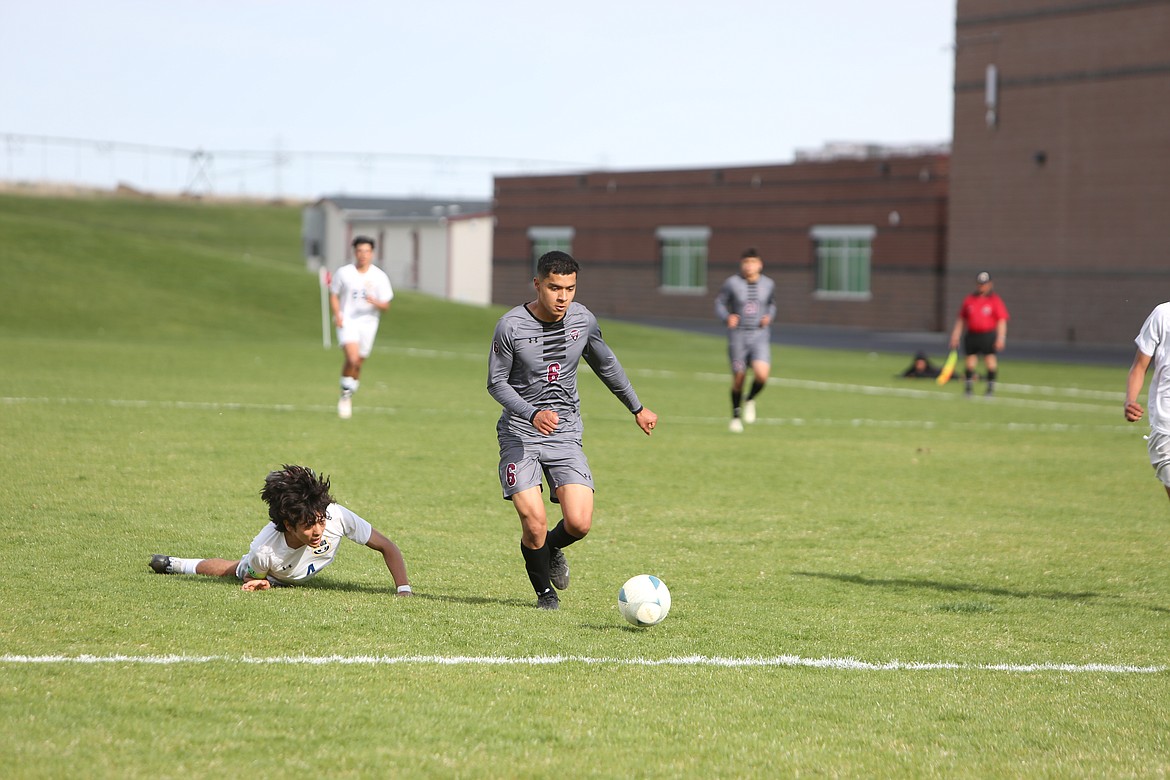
[
  {"xmin": 488, "ymin": 302, "xmax": 642, "ymax": 437},
  {"xmin": 714, "ymin": 274, "xmax": 777, "ymax": 330}
]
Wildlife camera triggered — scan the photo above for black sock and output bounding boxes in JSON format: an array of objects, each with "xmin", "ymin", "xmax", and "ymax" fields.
[
  {"xmin": 731, "ymin": 389, "xmax": 743, "ymax": 416},
  {"xmin": 520, "ymin": 540, "xmax": 552, "ymax": 595},
  {"xmin": 748, "ymin": 380, "xmax": 766, "ymax": 400},
  {"xmin": 987, "ymin": 369, "xmax": 997, "ymax": 391},
  {"xmin": 965, "ymin": 369, "xmax": 974, "ymax": 391},
  {"xmin": 546, "ymin": 519, "xmax": 582, "ymax": 550}
]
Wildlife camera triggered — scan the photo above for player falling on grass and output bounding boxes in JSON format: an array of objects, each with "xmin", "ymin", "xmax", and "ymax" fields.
[
  {"xmin": 330, "ymin": 236, "xmax": 393, "ymax": 419},
  {"xmin": 487, "ymin": 251, "xmax": 658, "ymax": 610},
  {"xmin": 1125, "ymin": 301, "xmax": 1170, "ymax": 504},
  {"xmin": 149, "ymin": 464, "xmax": 412, "ymax": 594},
  {"xmin": 715, "ymin": 247, "xmax": 777, "ymax": 433}
]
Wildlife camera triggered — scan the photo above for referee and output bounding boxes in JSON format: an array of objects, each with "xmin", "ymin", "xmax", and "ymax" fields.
[{"xmin": 948, "ymin": 271, "xmax": 1011, "ymax": 396}]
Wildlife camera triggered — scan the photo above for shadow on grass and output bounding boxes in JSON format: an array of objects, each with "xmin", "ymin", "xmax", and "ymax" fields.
[
  {"xmin": 793, "ymin": 570, "xmax": 1101, "ymax": 602},
  {"xmin": 148, "ymin": 571, "xmax": 533, "ymax": 607},
  {"xmin": 307, "ymin": 580, "xmax": 533, "ymax": 608},
  {"xmin": 580, "ymin": 623, "xmax": 647, "ymax": 633}
]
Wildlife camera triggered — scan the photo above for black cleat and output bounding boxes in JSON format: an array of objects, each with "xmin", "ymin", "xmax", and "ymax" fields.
[
  {"xmin": 536, "ymin": 589, "xmax": 560, "ymax": 610},
  {"xmin": 548, "ymin": 547, "xmax": 570, "ymax": 590},
  {"xmin": 149, "ymin": 554, "xmax": 173, "ymax": 574}
]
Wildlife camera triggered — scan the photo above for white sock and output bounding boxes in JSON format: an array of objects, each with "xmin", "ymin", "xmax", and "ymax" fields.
[
  {"xmin": 171, "ymin": 557, "xmax": 202, "ymax": 575},
  {"xmin": 340, "ymin": 376, "xmax": 359, "ymax": 397}
]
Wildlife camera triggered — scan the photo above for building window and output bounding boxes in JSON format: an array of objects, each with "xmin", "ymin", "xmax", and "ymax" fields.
[
  {"xmin": 811, "ymin": 225, "xmax": 875, "ymax": 300},
  {"xmin": 528, "ymin": 226, "xmax": 575, "ymax": 274},
  {"xmin": 657, "ymin": 226, "xmax": 710, "ymax": 293}
]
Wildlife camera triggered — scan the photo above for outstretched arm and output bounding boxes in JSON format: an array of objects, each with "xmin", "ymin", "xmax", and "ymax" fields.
[
  {"xmin": 1126, "ymin": 349, "xmax": 1152, "ymax": 422},
  {"xmin": 366, "ymin": 528, "xmax": 412, "ymax": 595},
  {"xmin": 241, "ymin": 577, "xmax": 272, "ymax": 592}
]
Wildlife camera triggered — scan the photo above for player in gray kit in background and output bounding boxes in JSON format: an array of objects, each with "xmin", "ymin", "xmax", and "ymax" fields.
[
  {"xmin": 487, "ymin": 251, "xmax": 658, "ymax": 610},
  {"xmin": 715, "ymin": 247, "xmax": 777, "ymax": 433}
]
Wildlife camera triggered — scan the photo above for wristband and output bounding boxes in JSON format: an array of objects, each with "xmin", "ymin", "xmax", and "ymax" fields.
[
  {"xmin": 397, "ymin": 584, "xmax": 412, "ymax": 594},
  {"xmin": 631, "ymin": 406, "xmax": 643, "ymax": 415}
]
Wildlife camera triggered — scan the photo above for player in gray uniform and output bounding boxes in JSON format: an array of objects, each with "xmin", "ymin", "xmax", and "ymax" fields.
[
  {"xmin": 715, "ymin": 247, "xmax": 777, "ymax": 433},
  {"xmin": 488, "ymin": 251, "xmax": 658, "ymax": 610}
]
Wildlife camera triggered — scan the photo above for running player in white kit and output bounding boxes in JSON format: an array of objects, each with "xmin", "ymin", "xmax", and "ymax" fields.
[
  {"xmin": 330, "ymin": 236, "xmax": 393, "ymax": 419},
  {"xmin": 1125, "ymin": 301, "xmax": 1170, "ymax": 504}
]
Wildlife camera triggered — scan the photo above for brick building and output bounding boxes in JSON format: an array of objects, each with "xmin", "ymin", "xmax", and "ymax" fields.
[
  {"xmin": 492, "ymin": 1, "xmax": 1170, "ymax": 346},
  {"xmin": 948, "ymin": 0, "xmax": 1170, "ymax": 344},
  {"xmin": 492, "ymin": 151, "xmax": 950, "ymax": 331}
]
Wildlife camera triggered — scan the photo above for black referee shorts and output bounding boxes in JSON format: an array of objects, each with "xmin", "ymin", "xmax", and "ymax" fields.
[{"xmin": 964, "ymin": 330, "xmax": 997, "ymax": 356}]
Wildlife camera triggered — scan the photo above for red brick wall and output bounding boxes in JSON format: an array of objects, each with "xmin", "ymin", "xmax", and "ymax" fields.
[
  {"xmin": 950, "ymin": 0, "xmax": 1170, "ymax": 344},
  {"xmin": 493, "ymin": 156, "xmax": 949, "ymax": 331}
]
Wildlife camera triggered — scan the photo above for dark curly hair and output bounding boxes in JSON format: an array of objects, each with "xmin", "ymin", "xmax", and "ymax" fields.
[
  {"xmin": 260, "ymin": 464, "xmax": 334, "ymax": 531},
  {"xmin": 535, "ymin": 250, "xmax": 579, "ymax": 279}
]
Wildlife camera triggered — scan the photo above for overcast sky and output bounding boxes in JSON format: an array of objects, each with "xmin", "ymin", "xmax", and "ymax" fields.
[{"xmin": 0, "ymin": 1, "xmax": 956, "ymax": 199}]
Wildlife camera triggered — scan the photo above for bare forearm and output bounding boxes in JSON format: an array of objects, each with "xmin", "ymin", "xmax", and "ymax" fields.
[
  {"xmin": 1125, "ymin": 350, "xmax": 1152, "ymax": 421},
  {"xmin": 949, "ymin": 319, "xmax": 964, "ymax": 345},
  {"xmin": 367, "ymin": 529, "xmax": 410, "ymax": 588},
  {"xmin": 381, "ymin": 543, "xmax": 409, "ymax": 587},
  {"xmin": 1126, "ymin": 365, "xmax": 1147, "ymax": 405}
]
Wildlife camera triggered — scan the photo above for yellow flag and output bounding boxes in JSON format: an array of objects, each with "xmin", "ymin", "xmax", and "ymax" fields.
[{"xmin": 937, "ymin": 350, "xmax": 958, "ymax": 385}]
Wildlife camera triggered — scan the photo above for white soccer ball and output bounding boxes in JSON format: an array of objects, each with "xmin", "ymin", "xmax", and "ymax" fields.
[{"xmin": 618, "ymin": 574, "xmax": 671, "ymax": 626}]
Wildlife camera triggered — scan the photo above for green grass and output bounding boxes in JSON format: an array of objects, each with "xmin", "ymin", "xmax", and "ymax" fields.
[{"xmin": 1, "ymin": 192, "xmax": 1168, "ymax": 777}]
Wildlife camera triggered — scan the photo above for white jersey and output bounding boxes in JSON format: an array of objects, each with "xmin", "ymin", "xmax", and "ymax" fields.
[
  {"xmin": 330, "ymin": 264, "xmax": 393, "ymax": 322},
  {"xmin": 1135, "ymin": 302, "xmax": 1170, "ymax": 435},
  {"xmin": 241, "ymin": 503, "xmax": 373, "ymax": 585}
]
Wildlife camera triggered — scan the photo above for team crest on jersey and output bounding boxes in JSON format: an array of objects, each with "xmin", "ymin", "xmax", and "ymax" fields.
[
  {"xmin": 569, "ymin": 328, "xmax": 580, "ymax": 341},
  {"xmin": 310, "ymin": 540, "xmax": 332, "ymax": 556},
  {"xmin": 745, "ymin": 301, "xmax": 758, "ymax": 315},
  {"xmin": 493, "ymin": 341, "xmax": 499, "ymax": 354}
]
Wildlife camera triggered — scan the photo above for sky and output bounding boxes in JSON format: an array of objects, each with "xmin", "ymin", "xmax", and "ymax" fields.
[{"xmin": 0, "ymin": 1, "xmax": 956, "ymax": 200}]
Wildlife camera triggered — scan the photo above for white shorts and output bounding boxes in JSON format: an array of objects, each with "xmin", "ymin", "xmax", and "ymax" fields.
[
  {"xmin": 338, "ymin": 317, "xmax": 380, "ymax": 358},
  {"xmin": 1147, "ymin": 430, "xmax": 1170, "ymax": 487}
]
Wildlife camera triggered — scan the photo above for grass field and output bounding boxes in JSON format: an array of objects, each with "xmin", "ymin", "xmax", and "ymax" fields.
[{"xmin": 1, "ymin": 192, "xmax": 1168, "ymax": 777}]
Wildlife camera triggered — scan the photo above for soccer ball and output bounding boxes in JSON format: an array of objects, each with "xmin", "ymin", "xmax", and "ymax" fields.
[{"xmin": 617, "ymin": 574, "xmax": 671, "ymax": 626}]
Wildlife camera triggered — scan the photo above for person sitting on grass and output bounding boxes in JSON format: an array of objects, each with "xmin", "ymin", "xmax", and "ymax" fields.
[
  {"xmin": 900, "ymin": 350, "xmax": 942, "ymax": 379},
  {"xmin": 149, "ymin": 464, "xmax": 412, "ymax": 595}
]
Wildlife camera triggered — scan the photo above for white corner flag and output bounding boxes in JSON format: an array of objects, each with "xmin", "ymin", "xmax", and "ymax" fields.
[{"xmin": 318, "ymin": 267, "xmax": 332, "ymax": 349}]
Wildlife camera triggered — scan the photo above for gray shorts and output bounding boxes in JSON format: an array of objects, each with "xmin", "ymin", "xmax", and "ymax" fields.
[
  {"xmin": 728, "ymin": 328, "xmax": 771, "ymax": 374},
  {"xmin": 498, "ymin": 433, "xmax": 593, "ymax": 502},
  {"xmin": 1147, "ymin": 430, "xmax": 1170, "ymax": 488}
]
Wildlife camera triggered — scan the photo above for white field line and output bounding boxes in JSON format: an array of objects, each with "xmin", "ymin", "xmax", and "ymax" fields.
[
  {"xmin": 384, "ymin": 344, "xmax": 1125, "ymax": 403},
  {"xmin": 0, "ymin": 653, "xmax": 1162, "ymax": 674},
  {"xmin": 682, "ymin": 372, "xmax": 1122, "ymax": 414},
  {"xmin": 378, "ymin": 345, "xmax": 1127, "ymax": 406},
  {"xmin": 0, "ymin": 395, "xmax": 1138, "ymax": 433}
]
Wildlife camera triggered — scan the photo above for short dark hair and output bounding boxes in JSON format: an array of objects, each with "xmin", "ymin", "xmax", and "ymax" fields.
[
  {"xmin": 535, "ymin": 250, "xmax": 580, "ymax": 279},
  {"xmin": 352, "ymin": 236, "xmax": 375, "ymax": 250},
  {"xmin": 741, "ymin": 247, "xmax": 760, "ymax": 259},
  {"xmin": 260, "ymin": 464, "xmax": 334, "ymax": 531}
]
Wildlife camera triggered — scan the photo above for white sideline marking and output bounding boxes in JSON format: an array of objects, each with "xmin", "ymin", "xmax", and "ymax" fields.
[
  {"xmin": 0, "ymin": 654, "xmax": 1162, "ymax": 674},
  {"xmin": 681, "ymin": 372, "xmax": 1121, "ymax": 414},
  {"xmin": 0, "ymin": 396, "xmax": 1137, "ymax": 432}
]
